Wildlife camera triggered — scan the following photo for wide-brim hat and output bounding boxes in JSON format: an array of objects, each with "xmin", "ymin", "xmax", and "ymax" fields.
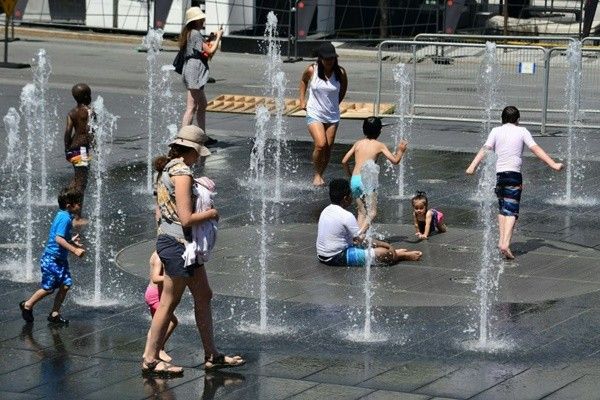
[
  {"xmin": 185, "ymin": 7, "xmax": 206, "ymax": 26},
  {"xmin": 316, "ymin": 42, "xmax": 337, "ymax": 59},
  {"xmin": 170, "ymin": 125, "xmax": 211, "ymax": 157}
]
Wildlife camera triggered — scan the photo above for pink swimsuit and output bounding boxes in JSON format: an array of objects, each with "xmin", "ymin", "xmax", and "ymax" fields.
[{"xmin": 144, "ymin": 284, "xmax": 162, "ymax": 316}]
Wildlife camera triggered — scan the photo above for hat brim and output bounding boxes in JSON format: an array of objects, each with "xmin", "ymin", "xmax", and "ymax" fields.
[
  {"xmin": 170, "ymin": 138, "xmax": 211, "ymax": 157},
  {"xmin": 185, "ymin": 13, "xmax": 206, "ymax": 26}
]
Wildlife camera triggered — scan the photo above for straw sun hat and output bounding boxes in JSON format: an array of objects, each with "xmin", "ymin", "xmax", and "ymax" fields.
[
  {"xmin": 170, "ymin": 125, "xmax": 211, "ymax": 157},
  {"xmin": 185, "ymin": 7, "xmax": 206, "ymax": 26}
]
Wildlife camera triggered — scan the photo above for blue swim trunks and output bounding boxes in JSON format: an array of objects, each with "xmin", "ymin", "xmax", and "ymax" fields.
[
  {"xmin": 40, "ymin": 254, "xmax": 72, "ymax": 291},
  {"xmin": 495, "ymin": 171, "xmax": 522, "ymax": 219},
  {"xmin": 318, "ymin": 246, "xmax": 374, "ymax": 267},
  {"xmin": 350, "ymin": 175, "xmax": 364, "ymax": 198}
]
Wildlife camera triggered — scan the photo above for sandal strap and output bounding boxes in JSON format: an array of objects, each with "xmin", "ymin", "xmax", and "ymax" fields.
[
  {"xmin": 205, "ymin": 353, "xmax": 225, "ymax": 363},
  {"xmin": 142, "ymin": 360, "xmax": 159, "ymax": 371}
]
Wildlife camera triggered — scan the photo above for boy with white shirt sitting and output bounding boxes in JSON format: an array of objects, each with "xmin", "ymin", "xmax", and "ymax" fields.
[{"xmin": 316, "ymin": 179, "xmax": 422, "ymax": 266}]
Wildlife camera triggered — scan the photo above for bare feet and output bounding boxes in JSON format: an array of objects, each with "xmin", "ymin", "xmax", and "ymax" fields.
[
  {"xmin": 312, "ymin": 174, "xmax": 326, "ymax": 187},
  {"xmin": 499, "ymin": 247, "xmax": 515, "ymax": 260},
  {"xmin": 397, "ymin": 250, "xmax": 422, "ymax": 261},
  {"xmin": 159, "ymin": 350, "xmax": 172, "ymax": 363}
]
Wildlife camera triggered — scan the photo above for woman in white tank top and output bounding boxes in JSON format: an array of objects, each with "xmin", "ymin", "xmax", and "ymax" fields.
[{"xmin": 299, "ymin": 42, "xmax": 348, "ymax": 186}]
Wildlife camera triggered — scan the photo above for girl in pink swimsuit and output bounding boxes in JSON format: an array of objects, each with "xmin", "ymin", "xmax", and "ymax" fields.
[{"xmin": 144, "ymin": 251, "xmax": 178, "ymax": 363}]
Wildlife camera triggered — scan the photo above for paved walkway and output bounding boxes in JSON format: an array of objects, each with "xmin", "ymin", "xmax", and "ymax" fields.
[{"xmin": 0, "ymin": 31, "xmax": 599, "ymax": 399}]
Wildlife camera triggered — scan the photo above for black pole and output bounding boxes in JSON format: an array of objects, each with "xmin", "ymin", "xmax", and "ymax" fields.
[{"xmin": 4, "ymin": 14, "xmax": 9, "ymax": 63}]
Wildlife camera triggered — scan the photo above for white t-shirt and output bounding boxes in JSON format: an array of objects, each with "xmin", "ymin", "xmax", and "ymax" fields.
[
  {"xmin": 316, "ymin": 204, "xmax": 360, "ymax": 257},
  {"xmin": 484, "ymin": 123, "xmax": 537, "ymax": 173}
]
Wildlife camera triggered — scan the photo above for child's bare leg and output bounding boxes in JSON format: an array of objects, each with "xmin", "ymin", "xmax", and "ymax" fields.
[
  {"xmin": 143, "ymin": 275, "xmax": 185, "ymax": 366},
  {"xmin": 24, "ymin": 288, "xmax": 54, "ymax": 310},
  {"xmin": 365, "ymin": 192, "xmax": 377, "ymax": 224},
  {"xmin": 356, "ymin": 198, "xmax": 367, "ymax": 228},
  {"xmin": 394, "ymin": 248, "xmax": 423, "ymax": 262},
  {"xmin": 50, "ymin": 285, "xmax": 70, "ymax": 316},
  {"xmin": 181, "ymin": 90, "xmax": 198, "ymax": 126},
  {"xmin": 437, "ymin": 222, "xmax": 447, "ymax": 233},
  {"xmin": 499, "ymin": 215, "xmax": 516, "ymax": 259}
]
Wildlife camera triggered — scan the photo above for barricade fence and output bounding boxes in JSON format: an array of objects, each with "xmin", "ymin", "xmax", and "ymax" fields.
[{"xmin": 376, "ymin": 36, "xmax": 600, "ymax": 135}]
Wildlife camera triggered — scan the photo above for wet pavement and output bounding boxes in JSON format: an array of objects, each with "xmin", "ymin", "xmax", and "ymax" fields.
[{"xmin": 1, "ymin": 34, "xmax": 600, "ymax": 399}]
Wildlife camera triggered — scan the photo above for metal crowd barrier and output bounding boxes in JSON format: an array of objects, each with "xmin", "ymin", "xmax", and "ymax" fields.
[{"xmin": 377, "ymin": 35, "xmax": 600, "ymax": 135}]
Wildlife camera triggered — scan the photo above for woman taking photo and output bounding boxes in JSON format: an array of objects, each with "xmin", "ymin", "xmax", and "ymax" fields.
[
  {"xmin": 180, "ymin": 6, "xmax": 222, "ymax": 145},
  {"xmin": 142, "ymin": 125, "xmax": 244, "ymax": 377},
  {"xmin": 299, "ymin": 42, "xmax": 348, "ymax": 186}
]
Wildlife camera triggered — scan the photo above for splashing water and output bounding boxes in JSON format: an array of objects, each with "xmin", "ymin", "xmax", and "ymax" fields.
[
  {"xmin": 32, "ymin": 49, "xmax": 54, "ymax": 204},
  {"xmin": 346, "ymin": 160, "xmax": 388, "ymax": 343},
  {"xmin": 0, "ymin": 108, "xmax": 22, "ymax": 222},
  {"xmin": 16, "ymin": 84, "xmax": 38, "ymax": 282},
  {"xmin": 249, "ymin": 105, "xmax": 271, "ymax": 332},
  {"xmin": 389, "ymin": 63, "xmax": 413, "ymax": 199},
  {"xmin": 143, "ymin": 28, "xmax": 165, "ymax": 193},
  {"xmin": 549, "ymin": 41, "xmax": 597, "ymax": 206},
  {"xmin": 473, "ymin": 42, "xmax": 503, "ymax": 347},
  {"xmin": 74, "ymin": 97, "xmax": 121, "ymax": 307},
  {"xmin": 2, "ymin": 108, "xmax": 21, "ymax": 169},
  {"xmin": 260, "ymin": 11, "xmax": 292, "ymax": 202}
]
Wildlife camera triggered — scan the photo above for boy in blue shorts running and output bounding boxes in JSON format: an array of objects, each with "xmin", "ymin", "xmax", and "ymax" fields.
[
  {"xmin": 20, "ymin": 188, "xmax": 86, "ymax": 324},
  {"xmin": 316, "ymin": 179, "xmax": 421, "ymax": 266}
]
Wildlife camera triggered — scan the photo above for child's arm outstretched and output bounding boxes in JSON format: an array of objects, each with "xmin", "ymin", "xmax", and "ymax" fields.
[
  {"xmin": 417, "ymin": 210, "xmax": 434, "ymax": 239},
  {"xmin": 466, "ymin": 147, "xmax": 489, "ymax": 174},
  {"xmin": 381, "ymin": 140, "xmax": 407, "ymax": 165},
  {"xmin": 55, "ymin": 235, "xmax": 85, "ymax": 257},
  {"xmin": 412, "ymin": 212, "xmax": 420, "ymax": 236},
  {"xmin": 341, "ymin": 144, "xmax": 356, "ymax": 177},
  {"xmin": 530, "ymin": 145, "xmax": 563, "ymax": 171}
]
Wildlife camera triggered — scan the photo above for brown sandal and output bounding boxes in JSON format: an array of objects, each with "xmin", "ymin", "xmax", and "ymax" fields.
[
  {"xmin": 141, "ymin": 360, "xmax": 184, "ymax": 378},
  {"xmin": 204, "ymin": 354, "xmax": 246, "ymax": 370}
]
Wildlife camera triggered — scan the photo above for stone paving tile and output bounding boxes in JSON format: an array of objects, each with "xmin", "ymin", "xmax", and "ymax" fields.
[
  {"xmin": 359, "ymin": 390, "xmax": 432, "ymax": 400},
  {"xmin": 25, "ymin": 359, "xmax": 141, "ymax": 398},
  {"xmin": 303, "ymin": 358, "xmax": 405, "ymax": 386},
  {"xmin": 287, "ymin": 383, "xmax": 374, "ymax": 400},
  {"xmin": 413, "ymin": 361, "xmax": 528, "ymax": 399},
  {"xmin": 468, "ymin": 365, "xmax": 585, "ymax": 400},
  {"xmin": 81, "ymin": 368, "xmax": 204, "ymax": 400},
  {"xmin": 213, "ymin": 376, "xmax": 319, "ymax": 400},
  {"xmin": 0, "ymin": 392, "xmax": 42, "ymax": 400},
  {"xmin": 544, "ymin": 375, "xmax": 600, "ymax": 400},
  {"xmin": 358, "ymin": 361, "xmax": 461, "ymax": 393}
]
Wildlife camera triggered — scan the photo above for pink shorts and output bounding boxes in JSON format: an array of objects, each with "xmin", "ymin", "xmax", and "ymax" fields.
[{"xmin": 144, "ymin": 285, "xmax": 161, "ymax": 316}]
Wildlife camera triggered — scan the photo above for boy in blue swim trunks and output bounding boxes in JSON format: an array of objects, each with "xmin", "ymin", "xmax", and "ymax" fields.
[
  {"xmin": 20, "ymin": 188, "xmax": 86, "ymax": 324},
  {"xmin": 342, "ymin": 116, "xmax": 407, "ymax": 227},
  {"xmin": 316, "ymin": 179, "xmax": 422, "ymax": 266},
  {"xmin": 466, "ymin": 106, "xmax": 563, "ymax": 259}
]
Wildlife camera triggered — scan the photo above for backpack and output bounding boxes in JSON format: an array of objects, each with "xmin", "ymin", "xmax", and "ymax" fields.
[{"xmin": 173, "ymin": 48, "xmax": 186, "ymax": 74}]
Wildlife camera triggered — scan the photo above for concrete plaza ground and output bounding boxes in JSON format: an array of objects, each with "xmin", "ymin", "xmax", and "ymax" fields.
[{"xmin": 0, "ymin": 30, "xmax": 599, "ymax": 399}]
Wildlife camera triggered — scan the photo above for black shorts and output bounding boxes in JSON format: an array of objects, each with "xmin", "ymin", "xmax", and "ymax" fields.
[{"xmin": 156, "ymin": 234, "xmax": 201, "ymax": 278}]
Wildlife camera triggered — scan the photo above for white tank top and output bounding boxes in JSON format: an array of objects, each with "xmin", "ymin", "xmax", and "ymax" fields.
[{"xmin": 306, "ymin": 64, "xmax": 341, "ymax": 123}]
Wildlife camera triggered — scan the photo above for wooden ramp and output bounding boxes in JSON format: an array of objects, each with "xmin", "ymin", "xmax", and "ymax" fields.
[{"xmin": 206, "ymin": 94, "xmax": 394, "ymax": 119}]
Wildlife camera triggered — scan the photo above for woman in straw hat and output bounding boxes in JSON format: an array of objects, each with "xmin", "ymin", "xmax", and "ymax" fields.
[
  {"xmin": 299, "ymin": 42, "xmax": 348, "ymax": 187},
  {"xmin": 180, "ymin": 6, "xmax": 222, "ymax": 145},
  {"xmin": 142, "ymin": 126, "xmax": 245, "ymax": 377}
]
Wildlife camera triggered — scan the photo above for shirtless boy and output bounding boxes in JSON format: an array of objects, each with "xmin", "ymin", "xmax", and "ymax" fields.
[
  {"xmin": 342, "ymin": 116, "xmax": 407, "ymax": 227},
  {"xmin": 64, "ymin": 83, "xmax": 94, "ymax": 207}
]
